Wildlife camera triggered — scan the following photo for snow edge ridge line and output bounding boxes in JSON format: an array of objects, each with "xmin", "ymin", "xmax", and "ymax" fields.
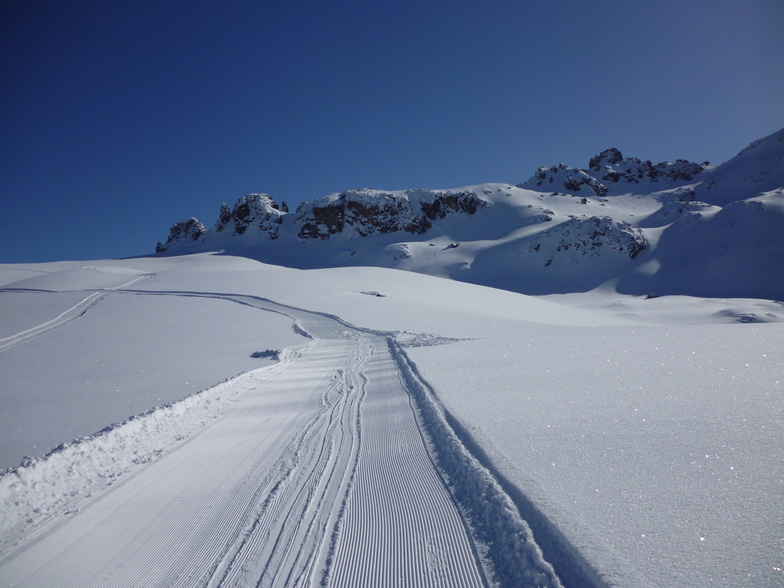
[{"xmin": 389, "ymin": 339, "xmax": 606, "ymax": 588}]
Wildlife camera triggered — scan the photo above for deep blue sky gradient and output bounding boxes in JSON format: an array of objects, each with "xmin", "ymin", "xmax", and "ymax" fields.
[{"xmin": 2, "ymin": 0, "xmax": 783, "ymax": 262}]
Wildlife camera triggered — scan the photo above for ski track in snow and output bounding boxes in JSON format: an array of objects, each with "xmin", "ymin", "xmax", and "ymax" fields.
[
  {"xmin": 0, "ymin": 274, "xmax": 152, "ymax": 353},
  {"xmin": 0, "ymin": 288, "xmax": 563, "ymax": 587}
]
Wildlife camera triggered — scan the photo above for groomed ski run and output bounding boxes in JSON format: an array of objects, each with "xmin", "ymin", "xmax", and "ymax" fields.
[{"xmin": 0, "ymin": 290, "xmax": 562, "ymax": 588}]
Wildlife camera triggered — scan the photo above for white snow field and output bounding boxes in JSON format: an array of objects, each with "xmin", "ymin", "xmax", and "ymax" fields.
[{"xmin": 0, "ymin": 253, "xmax": 782, "ymax": 587}]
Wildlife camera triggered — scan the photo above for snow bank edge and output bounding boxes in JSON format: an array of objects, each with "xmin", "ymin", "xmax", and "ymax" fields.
[
  {"xmin": 0, "ymin": 354, "xmax": 295, "ymax": 556},
  {"xmin": 390, "ymin": 339, "xmax": 590, "ymax": 588}
]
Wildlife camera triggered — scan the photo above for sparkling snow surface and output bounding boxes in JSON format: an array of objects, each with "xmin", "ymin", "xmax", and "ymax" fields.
[{"xmin": 0, "ymin": 254, "xmax": 781, "ymax": 587}]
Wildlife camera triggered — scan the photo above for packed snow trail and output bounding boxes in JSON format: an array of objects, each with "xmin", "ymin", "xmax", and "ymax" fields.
[
  {"xmin": 328, "ymin": 338, "xmax": 485, "ymax": 587},
  {"xmin": 0, "ymin": 272, "xmax": 151, "ymax": 353},
  {"xmin": 0, "ymin": 293, "xmax": 498, "ymax": 587},
  {"xmin": 0, "ymin": 290, "xmax": 107, "ymax": 352}
]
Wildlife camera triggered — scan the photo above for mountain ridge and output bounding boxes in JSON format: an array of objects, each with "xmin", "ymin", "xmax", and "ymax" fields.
[{"xmin": 157, "ymin": 128, "xmax": 784, "ymax": 301}]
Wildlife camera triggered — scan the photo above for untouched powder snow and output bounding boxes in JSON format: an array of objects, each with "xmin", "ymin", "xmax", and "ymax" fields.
[
  {"xmin": 407, "ymin": 323, "xmax": 782, "ymax": 587},
  {"xmin": 0, "ymin": 253, "xmax": 782, "ymax": 587},
  {"xmin": 0, "ymin": 284, "xmax": 304, "ymax": 468}
]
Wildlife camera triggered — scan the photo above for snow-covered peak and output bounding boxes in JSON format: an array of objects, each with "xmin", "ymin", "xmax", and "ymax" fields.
[
  {"xmin": 694, "ymin": 127, "xmax": 784, "ymax": 206},
  {"xmin": 155, "ymin": 129, "xmax": 784, "ymax": 301},
  {"xmin": 522, "ymin": 164, "xmax": 609, "ymax": 196},
  {"xmin": 522, "ymin": 147, "xmax": 708, "ymax": 196},
  {"xmin": 219, "ymin": 193, "xmax": 288, "ymax": 237},
  {"xmin": 156, "ymin": 218, "xmax": 206, "ymax": 253},
  {"xmin": 588, "ymin": 147, "xmax": 625, "ymax": 170}
]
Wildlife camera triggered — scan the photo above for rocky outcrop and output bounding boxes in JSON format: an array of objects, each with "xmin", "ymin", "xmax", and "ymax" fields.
[
  {"xmin": 529, "ymin": 216, "xmax": 647, "ymax": 263},
  {"xmin": 157, "ymin": 188, "xmax": 490, "ymax": 251},
  {"xmin": 418, "ymin": 190, "xmax": 486, "ymax": 219},
  {"xmin": 524, "ymin": 164, "xmax": 609, "ymax": 196},
  {"xmin": 295, "ymin": 189, "xmax": 488, "ymax": 240},
  {"xmin": 589, "ymin": 148, "xmax": 707, "ymax": 184},
  {"xmin": 156, "ymin": 218, "xmax": 206, "ymax": 253},
  {"xmin": 523, "ymin": 149, "xmax": 707, "ymax": 196},
  {"xmin": 215, "ymin": 203, "xmax": 232, "ymax": 232},
  {"xmin": 215, "ymin": 194, "xmax": 285, "ymax": 238}
]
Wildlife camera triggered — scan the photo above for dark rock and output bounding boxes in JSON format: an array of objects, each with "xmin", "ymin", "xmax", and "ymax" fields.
[
  {"xmin": 156, "ymin": 218, "xmax": 206, "ymax": 252},
  {"xmin": 215, "ymin": 203, "xmax": 232, "ymax": 232},
  {"xmin": 530, "ymin": 216, "xmax": 647, "ymax": 260},
  {"xmin": 589, "ymin": 148, "xmax": 624, "ymax": 171},
  {"xmin": 230, "ymin": 194, "xmax": 285, "ymax": 239},
  {"xmin": 296, "ymin": 189, "xmax": 488, "ymax": 240}
]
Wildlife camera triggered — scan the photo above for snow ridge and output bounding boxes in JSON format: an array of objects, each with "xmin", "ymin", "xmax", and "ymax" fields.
[
  {"xmin": 153, "ymin": 128, "xmax": 784, "ymax": 302},
  {"xmin": 0, "ymin": 361, "xmax": 294, "ymax": 554}
]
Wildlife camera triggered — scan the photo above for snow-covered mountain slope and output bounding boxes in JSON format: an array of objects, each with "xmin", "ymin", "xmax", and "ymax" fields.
[
  {"xmin": 1, "ymin": 254, "xmax": 781, "ymax": 587},
  {"xmin": 694, "ymin": 127, "xmax": 784, "ymax": 206},
  {"xmin": 156, "ymin": 128, "xmax": 784, "ymax": 301}
]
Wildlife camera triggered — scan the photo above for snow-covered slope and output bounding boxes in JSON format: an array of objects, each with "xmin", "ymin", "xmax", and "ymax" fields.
[
  {"xmin": 694, "ymin": 127, "xmax": 784, "ymax": 206},
  {"xmin": 156, "ymin": 128, "xmax": 784, "ymax": 301},
  {"xmin": 1, "ymin": 254, "xmax": 782, "ymax": 587},
  {"xmin": 2, "ymin": 130, "xmax": 782, "ymax": 587}
]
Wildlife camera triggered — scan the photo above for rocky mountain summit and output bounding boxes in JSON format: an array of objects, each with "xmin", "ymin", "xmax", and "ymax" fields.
[
  {"xmin": 520, "ymin": 148, "xmax": 709, "ymax": 196},
  {"xmin": 157, "ymin": 189, "xmax": 491, "ymax": 252},
  {"xmin": 156, "ymin": 128, "xmax": 784, "ymax": 301},
  {"xmin": 215, "ymin": 194, "xmax": 287, "ymax": 238}
]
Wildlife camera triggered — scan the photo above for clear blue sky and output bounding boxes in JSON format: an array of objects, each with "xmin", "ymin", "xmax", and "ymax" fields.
[{"xmin": 2, "ymin": 0, "xmax": 783, "ymax": 262}]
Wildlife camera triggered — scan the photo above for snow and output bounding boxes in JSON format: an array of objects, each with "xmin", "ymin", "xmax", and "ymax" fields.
[
  {"xmin": 695, "ymin": 128, "xmax": 784, "ymax": 206},
  {"xmin": 1, "ymin": 129, "xmax": 783, "ymax": 586},
  {"xmin": 154, "ymin": 129, "xmax": 784, "ymax": 305},
  {"xmin": 407, "ymin": 322, "xmax": 783, "ymax": 588},
  {"xmin": 0, "ymin": 259, "xmax": 565, "ymax": 586},
  {"xmin": 0, "ymin": 252, "xmax": 781, "ymax": 587},
  {"xmin": 0, "ymin": 290, "xmax": 304, "ymax": 469}
]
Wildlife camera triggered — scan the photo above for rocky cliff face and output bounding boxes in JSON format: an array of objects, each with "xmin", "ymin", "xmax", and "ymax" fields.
[
  {"xmin": 156, "ymin": 218, "xmax": 207, "ymax": 253},
  {"xmin": 295, "ymin": 189, "xmax": 488, "ymax": 240},
  {"xmin": 522, "ymin": 149, "xmax": 709, "ymax": 196},
  {"xmin": 158, "ymin": 188, "xmax": 491, "ymax": 252},
  {"xmin": 215, "ymin": 194, "xmax": 285, "ymax": 238}
]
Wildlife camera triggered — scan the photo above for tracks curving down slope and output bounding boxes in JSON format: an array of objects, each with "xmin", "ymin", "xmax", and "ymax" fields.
[
  {"xmin": 0, "ymin": 272, "xmax": 153, "ymax": 353},
  {"xmin": 0, "ymin": 291, "xmax": 562, "ymax": 587}
]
